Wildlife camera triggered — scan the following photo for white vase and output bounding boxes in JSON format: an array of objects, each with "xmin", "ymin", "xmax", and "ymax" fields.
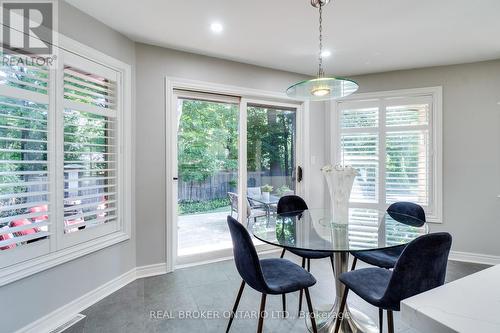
[
  {"xmin": 322, "ymin": 165, "xmax": 358, "ymax": 225},
  {"xmin": 262, "ymin": 192, "xmax": 270, "ymax": 201}
]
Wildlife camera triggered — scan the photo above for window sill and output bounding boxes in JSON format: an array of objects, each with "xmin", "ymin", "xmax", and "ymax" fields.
[{"xmin": 0, "ymin": 231, "xmax": 130, "ymax": 287}]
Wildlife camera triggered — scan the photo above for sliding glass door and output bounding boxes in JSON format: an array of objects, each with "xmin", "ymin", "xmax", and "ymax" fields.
[
  {"xmin": 173, "ymin": 91, "xmax": 300, "ymax": 266},
  {"xmin": 175, "ymin": 92, "xmax": 239, "ymax": 263},
  {"xmin": 246, "ymin": 104, "xmax": 297, "ymax": 227}
]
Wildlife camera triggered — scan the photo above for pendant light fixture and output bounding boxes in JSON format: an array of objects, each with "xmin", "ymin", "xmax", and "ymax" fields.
[{"xmin": 286, "ymin": 0, "xmax": 358, "ymax": 101}]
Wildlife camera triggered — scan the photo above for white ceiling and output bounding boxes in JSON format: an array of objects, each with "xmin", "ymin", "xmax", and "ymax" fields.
[{"xmin": 65, "ymin": 0, "xmax": 500, "ymax": 76}]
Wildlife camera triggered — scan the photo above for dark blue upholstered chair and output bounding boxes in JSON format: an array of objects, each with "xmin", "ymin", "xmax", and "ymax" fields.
[
  {"xmin": 277, "ymin": 195, "xmax": 335, "ymax": 313},
  {"xmin": 334, "ymin": 232, "xmax": 452, "ymax": 333},
  {"xmin": 226, "ymin": 216, "xmax": 318, "ymax": 333},
  {"xmin": 350, "ymin": 202, "xmax": 426, "ymax": 271}
]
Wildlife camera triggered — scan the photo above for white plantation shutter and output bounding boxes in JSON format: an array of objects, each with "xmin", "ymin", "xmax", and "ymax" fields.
[
  {"xmin": 339, "ymin": 104, "xmax": 379, "ymax": 203},
  {"xmin": 385, "ymin": 99, "xmax": 431, "ymax": 206},
  {"xmin": 61, "ymin": 51, "xmax": 120, "ymax": 245},
  {"xmin": 336, "ymin": 92, "xmax": 440, "ymax": 225},
  {"xmin": 0, "ymin": 53, "xmax": 51, "ymax": 266},
  {"xmin": 0, "ymin": 40, "xmax": 130, "ymax": 285}
]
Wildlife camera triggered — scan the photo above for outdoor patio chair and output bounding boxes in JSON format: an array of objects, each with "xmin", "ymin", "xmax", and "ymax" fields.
[{"xmin": 227, "ymin": 192, "xmax": 267, "ymax": 226}]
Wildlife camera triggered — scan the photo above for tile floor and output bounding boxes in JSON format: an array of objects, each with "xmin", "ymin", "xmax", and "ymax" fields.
[{"xmin": 72, "ymin": 254, "xmax": 489, "ymax": 333}]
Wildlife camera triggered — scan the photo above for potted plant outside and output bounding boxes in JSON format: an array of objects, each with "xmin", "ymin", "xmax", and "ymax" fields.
[{"xmin": 261, "ymin": 184, "xmax": 273, "ymax": 201}]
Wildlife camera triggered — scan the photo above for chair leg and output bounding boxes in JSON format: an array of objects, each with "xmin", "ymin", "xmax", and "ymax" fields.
[
  {"xmin": 379, "ymin": 308, "xmax": 383, "ymax": 333},
  {"xmin": 282, "ymin": 294, "xmax": 286, "ymax": 314},
  {"xmin": 329, "ymin": 255, "xmax": 335, "ymax": 275},
  {"xmin": 298, "ymin": 258, "xmax": 306, "ymax": 313},
  {"xmin": 280, "ymin": 248, "xmax": 286, "ymax": 258},
  {"xmin": 387, "ymin": 310, "xmax": 394, "ymax": 333},
  {"xmin": 226, "ymin": 280, "xmax": 245, "ymax": 333},
  {"xmin": 307, "ymin": 258, "xmax": 311, "ymax": 272},
  {"xmin": 350, "ymin": 257, "xmax": 358, "ymax": 271},
  {"xmin": 304, "ymin": 288, "xmax": 318, "ymax": 333},
  {"xmin": 334, "ymin": 287, "xmax": 349, "ymax": 333},
  {"xmin": 257, "ymin": 293, "xmax": 267, "ymax": 333}
]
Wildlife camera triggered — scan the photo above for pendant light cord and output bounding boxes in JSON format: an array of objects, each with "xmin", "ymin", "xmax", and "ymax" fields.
[{"xmin": 318, "ymin": 3, "xmax": 324, "ymax": 78}]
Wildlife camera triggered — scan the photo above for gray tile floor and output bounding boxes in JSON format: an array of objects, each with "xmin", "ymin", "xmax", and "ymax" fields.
[{"xmin": 74, "ymin": 254, "xmax": 489, "ymax": 333}]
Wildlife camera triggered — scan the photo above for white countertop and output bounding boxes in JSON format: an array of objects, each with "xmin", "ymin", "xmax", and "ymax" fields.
[{"xmin": 401, "ymin": 264, "xmax": 500, "ymax": 333}]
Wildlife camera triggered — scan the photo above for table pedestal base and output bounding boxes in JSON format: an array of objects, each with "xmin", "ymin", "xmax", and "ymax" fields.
[{"xmin": 306, "ymin": 252, "xmax": 379, "ymax": 333}]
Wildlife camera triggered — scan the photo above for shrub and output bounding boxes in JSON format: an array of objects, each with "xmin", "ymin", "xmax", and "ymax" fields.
[{"xmin": 179, "ymin": 198, "xmax": 230, "ymax": 215}]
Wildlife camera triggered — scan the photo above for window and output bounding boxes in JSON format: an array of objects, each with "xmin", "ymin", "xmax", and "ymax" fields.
[
  {"xmin": 0, "ymin": 53, "xmax": 52, "ymax": 267},
  {"xmin": 333, "ymin": 88, "xmax": 442, "ymax": 228},
  {"xmin": 0, "ymin": 38, "xmax": 131, "ymax": 286}
]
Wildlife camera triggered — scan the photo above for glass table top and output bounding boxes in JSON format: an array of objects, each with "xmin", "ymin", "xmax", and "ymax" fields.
[{"xmin": 250, "ymin": 208, "xmax": 429, "ymax": 252}]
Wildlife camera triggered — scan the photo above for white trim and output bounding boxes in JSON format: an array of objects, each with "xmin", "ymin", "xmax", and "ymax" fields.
[
  {"xmin": 449, "ymin": 251, "xmax": 500, "ymax": 266},
  {"xmin": 165, "ymin": 77, "xmax": 306, "ymax": 270},
  {"xmin": 0, "ymin": 232, "xmax": 129, "ymax": 286},
  {"xmin": 175, "ymin": 247, "xmax": 281, "ymax": 270},
  {"xmin": 15, "ymin": 263, "xmax": 167, "ymax": 333},
  {"xmin": 0, "ymin": 32, "xmax": 133, "ymax": 286},
  {"xmin": 238, "ymin": 98, "xmax": 248, "ymax": 223},
  {"xmin": 330, "ymin": 86, "xmax": 443, "ymax": 223},
  {"xmin": 135, "ymin": 262, "xmax": 168, "ymax": 278}
]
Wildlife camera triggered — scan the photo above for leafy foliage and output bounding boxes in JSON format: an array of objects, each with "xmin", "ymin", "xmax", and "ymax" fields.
[{"xmin": 178, "ymin": 198, "xmax": 230, "ymax": 215}]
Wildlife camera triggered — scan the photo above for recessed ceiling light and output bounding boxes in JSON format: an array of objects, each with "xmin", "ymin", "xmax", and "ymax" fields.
[
  {"xmin": 210, "ymin": 22, "xmax": 223, "ymax": 33},
  {"xmin": 321, "ymin": 50, "xmax": 332, "ymax": 58}
]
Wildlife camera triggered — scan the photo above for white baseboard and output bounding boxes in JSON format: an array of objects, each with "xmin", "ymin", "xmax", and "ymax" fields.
[
  {"xmin": 16, "ymin": 263, "xmax": 167, "ymax": 333},
  {"xmin": 449, "ymin": 251, "xmax": 500, "ymax": 266},
  {"xmin": 136, "ymin": 262, "xmax": 167, "ymax": 278}
]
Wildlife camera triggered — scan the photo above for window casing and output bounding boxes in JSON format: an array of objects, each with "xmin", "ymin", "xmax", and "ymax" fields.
[
  {"xmin": 332, "ymin": 88, "xmax": 442, "ymax": 228},
  {"xmin": 0, "ymin": 36, "xmax": 131, "ymax": 286}
]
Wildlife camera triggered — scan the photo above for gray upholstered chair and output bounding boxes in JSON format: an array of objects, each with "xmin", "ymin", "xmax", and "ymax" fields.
[
  {"xmin": 335, "ymin": 232, "xmax": 452, "ymax": 333},
  {"xmin": 350, "ymin": 202, "xmax": 426, "ymax": 270},
  {"xmin": 226, "ymin": 216, "xmax": 318, "ymax": 333}
]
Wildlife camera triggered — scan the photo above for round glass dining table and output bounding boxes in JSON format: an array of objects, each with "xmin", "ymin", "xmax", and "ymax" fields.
[{"xmin": 250, "ymin": 208, "xmax": 428, "ymax": 333}]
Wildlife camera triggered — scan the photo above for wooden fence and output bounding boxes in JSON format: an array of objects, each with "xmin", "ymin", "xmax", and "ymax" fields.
[{"xmin": 178, "ymin": 171, "xmax": 292, "ymax": 201}]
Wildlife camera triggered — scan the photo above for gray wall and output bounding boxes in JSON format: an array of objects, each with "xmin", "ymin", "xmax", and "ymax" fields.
[
  {"xmin": 0, "ymin": 3, "xmax": 136, "ymax": 332},
  {"xmin": 135, "ymin": 43, "xmax": 327, "ymax": 266},
  {"xmin": 342, "ymin": 60, "xmax": 500, "ymax": 256}
]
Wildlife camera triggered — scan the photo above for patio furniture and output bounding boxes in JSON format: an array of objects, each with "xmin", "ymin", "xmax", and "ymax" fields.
[
  {"xmin": 350, "ymin": 202, "xmax": 426, "ymax": 270},
  {"xmin": 335, "ymin": 232, "xmax": 452, "ymax": 333},
  {"xmin": 0, "ymin": 227, "xmax": 16, "ymax": 250},
  {"xmin": 226, "ymin": 215, "xmax": 318, "ymax": 333},
  {"xmin": 247, "ymin": 187, "xmax": 262, "ymax": 197},
  {"xmin": 247, "ymin": 187, "xmax": 267, "ymax": 211},
  {"xmin": 277, "ymin": 195, "xmax": 335, "ymax": 314},
  {"xmin": 247, "ymin": 193, "xmax": 280, "ymax": 218},
  {"xmin": 228, "ymin": 192, "xmax": 267, "ymax": 226}
]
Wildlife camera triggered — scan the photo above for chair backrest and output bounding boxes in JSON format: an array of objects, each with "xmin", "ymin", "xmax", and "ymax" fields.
[
  {"xmin": 277, "ymin": 195, "xmax": 308, "ymax": 215},
  {"xmin": 247, "ymin": 187, "xmax": 262, "ymax": 198},
  {"xmin": 387, "ymin": 201, "xmax": 426, "ymax": 227},
  {"xmin": 227, "ymin": 216, "xmax": 268, "ymax": 293},
  {"xmin": 227, "ymin": 192, "xmax": 238, "ymax": 211},
  {"xmin": 383, "ymin": 232, "xmax": 452, "ymax": 308}
]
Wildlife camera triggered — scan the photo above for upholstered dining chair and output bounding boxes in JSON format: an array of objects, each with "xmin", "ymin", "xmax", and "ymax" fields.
[
  {"xmin": 226, "ymin": 216, "xmax": 318, "ymax": 333},
  {"xmin": 277, "ymin": 195, "xmax": 335, "ymax": 313},
  {"xmin": 334, "ymin": 232, "xmax": 452, "ymax": 333},
  {"xmin": 350, "ymin": 202, "xmax": 426, "ymax": 271}
]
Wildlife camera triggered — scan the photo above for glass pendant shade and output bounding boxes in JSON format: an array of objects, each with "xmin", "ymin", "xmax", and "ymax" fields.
[
  {"xmin": 286, "ymin": 77, "xmax": 359, "ymax": 101},
  {"xmin": 286, "ymin": 0, "xmax": 360, "ymax": 101}
]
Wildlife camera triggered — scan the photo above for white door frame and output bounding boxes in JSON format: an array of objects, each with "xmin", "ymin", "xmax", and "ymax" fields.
[{"xmin": 165, "ymin": 77, "xmax": 309, "ymax": 272}]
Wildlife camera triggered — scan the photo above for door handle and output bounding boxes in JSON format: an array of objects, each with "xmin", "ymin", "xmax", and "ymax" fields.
[
  {"xmin": 173, "ymin": 177, "xmax": 178, "ymax": 181},
  {"xmin": 297, "ymin": 166, "xmax": 303, "ymax": 183}
]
